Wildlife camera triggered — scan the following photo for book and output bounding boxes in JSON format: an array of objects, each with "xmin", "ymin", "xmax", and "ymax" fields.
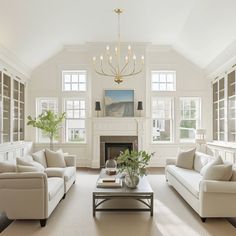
[{"xmin": 97, "ymin": 178, "xmax": 122, "ymax": 188}]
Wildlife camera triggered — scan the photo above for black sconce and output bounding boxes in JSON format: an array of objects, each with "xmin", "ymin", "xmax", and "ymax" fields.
[
  {"xmin": 95, "ymin": 101, "xmax": 101, "ymax": 117},
  {"xmin": 137, "ymin": 101, "xmax": 143, "ymax": 117}
]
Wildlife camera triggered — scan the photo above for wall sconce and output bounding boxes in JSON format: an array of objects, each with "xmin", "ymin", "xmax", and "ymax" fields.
[
  {"xmin": 95, "ymin": 101, "xmax": 101, "ymax": 117},
  {"xmin": 137, "ymin": 101, "xmax": 143, "ymax": 117}
]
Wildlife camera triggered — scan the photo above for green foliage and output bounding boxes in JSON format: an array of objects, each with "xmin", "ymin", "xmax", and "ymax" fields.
[
  {"xmin": 27, "ymin": 110, "xmax": 66, "ymax": 149},
  {"xmin": 116, "ymin": 150, "xmax": 154, "ymax": 177}
]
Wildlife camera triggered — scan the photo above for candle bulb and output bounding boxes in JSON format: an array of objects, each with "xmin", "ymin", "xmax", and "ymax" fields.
[
  {"xmin": 109, "ymin": 56, "xmax": 112, "ymax": 61},
  {"xmin": 106, "ymin": 45, "xmax": 110, "ymax": 51},
  {"xmin": 125, "ymin": 56, "xmax": 128, "ymax": 62},
  {"xmin": 133, "ymin": 54, "xmax": 136, "ymax": 60},
  {"xmin": 92, "ymin": 57, "xmax": 96, "ymax": 62},
  {"xmin": 100, "ymin": 55, "xmax": 103, "ymax": 60},
  {"xmin": 128, "ymin": 45, "xmax": 131, "ymax": 51}
]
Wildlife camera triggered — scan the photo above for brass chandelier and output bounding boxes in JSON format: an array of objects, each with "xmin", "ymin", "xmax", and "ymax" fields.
[{"xmin": 92, "ymin": 9, "xmax": 144, "ymax": 84}]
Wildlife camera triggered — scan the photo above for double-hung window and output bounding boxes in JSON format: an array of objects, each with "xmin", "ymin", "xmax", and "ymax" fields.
[
  {"xmin": 180, "ymin": 97, "xmax": 201, "ymax": 142},
  {"xmin": 36, "ymin": 98, "xmax": 58, "ymax": 142},
  {"xmin": 65, "ymin": 99, "xmax": 86, "ymax": 142},
  {"xmin": 152, "ymin": 97, "xmax": 173, "ymax": 142}
]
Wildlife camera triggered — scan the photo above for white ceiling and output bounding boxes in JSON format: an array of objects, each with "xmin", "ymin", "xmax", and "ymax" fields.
[{"xmin": 0, "ymin": 0, "xmax": 236, "ymax": 72}]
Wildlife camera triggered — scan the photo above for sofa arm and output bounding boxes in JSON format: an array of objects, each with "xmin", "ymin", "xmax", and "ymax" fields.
[
  {"xmin": 44, "ymin": 168, "xmax": 65, "ymax": 178},
  {"xmin": 166, "ymin": 158, "xmax": 176, "ymax": 166},
  {"xmin": 0, "ymin": 172, "xmax": 47, "ymax": 189},
  {"xmin": 200, "ymin": 180, "xmax": 236, "ymax": 194},
  {"xmin": 64, "ymin": 155, "xmax": 76, "ymax": 167}
]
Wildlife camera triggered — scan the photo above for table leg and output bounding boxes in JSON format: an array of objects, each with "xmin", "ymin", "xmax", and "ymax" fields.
[
  {"xmin": 150, "ymin": 194, "xmax": 153, "ymax": 216},
  {"xmin": 93, "ymin": 193, "xmax": 96, "ymax": 217}
]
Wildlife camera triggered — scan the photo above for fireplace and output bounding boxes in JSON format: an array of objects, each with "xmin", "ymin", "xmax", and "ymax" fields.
[
  {"xmin": 105, "ymin": 142, "xmax": 133, "ymax": 162},
  {"xmin": 100, "ymin": 136, "xmax": 138, "ymax": 167}
]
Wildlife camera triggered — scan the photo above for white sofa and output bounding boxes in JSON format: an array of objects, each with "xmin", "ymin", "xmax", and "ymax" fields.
[
  {"xmin": 0, "ymin": 149, "xmax": 77, "ymax": 227},
  {"xmin": 165, "ymin": 152, "xmax": 236, "ymax": 222}
]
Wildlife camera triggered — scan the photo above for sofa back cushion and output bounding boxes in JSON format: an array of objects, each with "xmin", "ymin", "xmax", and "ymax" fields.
[
  {"xmin": 176, "ymin": 148, "xmax": 196, "ymax": 169},
  {"xmin": 0, "ymin": 161, "xmax": 16, "ymax": 173},
  {"xmin": 200, "ymin": 156, "xmax": 223, "ymax": 176},
  {"xmin": 16, "ymin": 165, "xmax": 42, "ymax": 173},
  {"xmin": 32, "ymin": 150, "xmax": 47, "ymax": 168},
  {"xmin": 45, "ymin": 149, "xmax": 66, "ymax": 168},
  {"xmin": 202, "ymin": 164, "xmax": 233, "ymax": 181},
  {"xmin": 193, "ymin": 152, "xmax": 212, "ymax": 173},
  {"xmin": 16, "ymin": 157, "xmax": 45, "ymax": 171}
]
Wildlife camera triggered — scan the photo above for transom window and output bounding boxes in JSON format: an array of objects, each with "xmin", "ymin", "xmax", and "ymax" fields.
[
  {"xmin": 152, "ymin": 97, "xmax": 173, "ymax": 142},
  {"xmin": 180, "ymin": 97, "xmax": 201, "ymax": 142},
  {"xmin": 62, "ymin": 70, "xmax": 86, "ymax": 92},
  {"xmin": 65, "ymin": 99, "xmax": 86, "ymax": 143},
  {"xmin": 151, "ymin": 71, "xmax": 176, "ymax": 91}
]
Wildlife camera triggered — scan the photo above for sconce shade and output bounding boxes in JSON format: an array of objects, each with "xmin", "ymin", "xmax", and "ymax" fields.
[
  {"xmin": 95, "ymin": 101, "xmax": 101, "ymax": 111},
  {"xmin": 137, "ymin": 101, "xmax": 143, "ymax": 110}
]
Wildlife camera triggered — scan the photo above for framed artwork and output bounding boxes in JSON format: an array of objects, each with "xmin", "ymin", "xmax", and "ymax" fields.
[{"xmin": 104, "ymin": 90, "xmax": 134, "ymax": 117}]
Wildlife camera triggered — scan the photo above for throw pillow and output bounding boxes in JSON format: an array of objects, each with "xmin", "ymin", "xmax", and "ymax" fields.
[
  {"xmin": 200, "ymin": 156, "xmax": 223, "ymax": 176},
  {"xmin": 193, "ymin": 152, "xmax": 211, "ymax": 173},
  {"xmin": 16, "ymin": 165, "xmax": 42, "ymax": 173},
  {"xmin": 32, "ymin": 150, "xmax": 47, "ymax": 168},
  {"xmin": 0, "ymin": 162, "xmax": 16, "ymax": 173},
  {"xmin": 230, "ymin": 166, "xmax": 236, "ymax": 181},
  {"xmin": 16, "ymin": 157, "xmax": 45, "ymax": 171},
  {"xmin": 45, "ymin": 149, "xmax": 66, "ymax": 168},
  {"xmin": 176, "ymin": 148, "xmax": 196, "ymax": 169},
  {"xmin": 202, "ymin": 164, "xmax": 233, "ymax": 181}
]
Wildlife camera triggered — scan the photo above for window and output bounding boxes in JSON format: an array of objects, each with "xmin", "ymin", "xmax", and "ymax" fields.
[
  {"xmin": 36, "ymin": 98, "xmax": 58, "ymax": 142},
  {"xmin": 62, "ymin": 70, "xmax": 86, "ymax": 92},
  {"xmin": 151, "ymin": 71, "xmax": 176, "ymax": 91},
  {"xmin": 180, "ymin": 97, "xmax": 201, "ymax": 142},
  {"xmin": 152, "ymin": 97, "xmax": 173, "ymax": 142},
  {"xmin": 65, "ymin": 99, "xmax": 86, "ymax": 142}
]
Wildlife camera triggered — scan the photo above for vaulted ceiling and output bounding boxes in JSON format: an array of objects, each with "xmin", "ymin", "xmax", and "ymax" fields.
[{"xmin": 0, "ymin": 0, "xmax": 236, "ymax": 73}]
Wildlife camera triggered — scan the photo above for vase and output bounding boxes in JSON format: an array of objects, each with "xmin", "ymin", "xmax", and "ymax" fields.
[
  {"xmin": 105, "ymin": 159, "xmax": 117, "ymax": 169},
  {"xmin": 125, "ymin": 173, "xmax": 139, "ymax": 188}
]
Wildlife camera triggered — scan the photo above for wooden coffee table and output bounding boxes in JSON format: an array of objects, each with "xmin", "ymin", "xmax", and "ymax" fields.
[{"xmin": 92, "ymin": 169, "xmax": 154, "ymax": 217}]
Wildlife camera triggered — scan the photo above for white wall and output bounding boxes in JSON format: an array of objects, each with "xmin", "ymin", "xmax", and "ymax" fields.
[{"xmin": 26, "ymin": 43, "xmax": 212, "ymax": 167}]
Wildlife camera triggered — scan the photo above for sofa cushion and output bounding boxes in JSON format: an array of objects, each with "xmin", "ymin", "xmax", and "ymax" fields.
[
  {"xmin": 176, "ymin": 148, "xmax": 196, "ymax": 170},
  {"xmin": 16, "ymin": 157, "xmax": 45, "ymax": 171},
  {"xmin": 202, "ymin": 164, "xmax": 233, "ymax": 181},
  {"xmin": 16, "ymin": 165, "xmax": 42, "ymax": 173},
  {"xmin": 45, "ymin": 149, "xmax": 66, "ymax": 168},
  {"xmin": 0, "ymin": 162, "xmax": 16, "ymax": 173},
  {"xmin": 64, "ymin": 167, "xmax": 76, "ymax": 181},
  {"xmin": 47, "ymin": 177, "xmax": 64, "ymax": 201},
  {"xmin": 200, "ymin": 156, "xmax": 223, "ymax": 176},
  {"xmin": 194, "ymin": 152, "xmax": 212, "ymax": 173},
  {"xmin": 167, "ymin": 165, "xmax": 202, "ymax": 198},
  {"xmin": 32, "ymin": 150, "xmax": 47, "ymax": 168},
  {"xmin": 45, "ymin": 168, "xmax": 65, "ymax": 178}
]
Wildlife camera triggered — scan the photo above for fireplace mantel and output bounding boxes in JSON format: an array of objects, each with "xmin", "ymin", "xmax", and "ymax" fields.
[{"xmin": 92, "ymin": 117, "xmax": 146, "ymax": 168}]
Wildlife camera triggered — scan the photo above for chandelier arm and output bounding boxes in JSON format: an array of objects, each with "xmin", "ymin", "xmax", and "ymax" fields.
[
  {"xmin": 108, "ymin": 59, "xmax": 118, "ymax": 75},
  {"xmin": 120, "ymin": 61, "xmax": 129, "ymax": 74},
  {"xmin": 122, "ymin": 65, "xmax": 143, "ymax": 77},
  {"xmin": 94, "ymin": 66, "xmax": 114, "ymax": 77}
]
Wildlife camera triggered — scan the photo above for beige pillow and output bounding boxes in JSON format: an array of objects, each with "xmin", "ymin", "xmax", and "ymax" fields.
[
  {"xmin": 16, "ymin": 157, "xmax": 45, "ymax": 171},
  {"xmin": 193, "ymin": 152, "xmax": 211, "ymax": 173},
  {"xmin": 176, "ymin": 148, "xmax": 196, "ymax": 169},
  {"xmin": 230, "ymin": 166, "xmax": 236, "ymax": 181},
  {"xmin": 17, "ymin": 165, "xmax": 42, "ymax": 173},
  {"xmin": 32, "ymin": 150, "xmax": 47, "ymax": 168},
  {"xmin": 45, "ymin": 149, "xmax": 66, "ymax": 168},
  {"xmin": 202, "ymin": 164, "xmax": 233, "ymax": 181},
  {"xmin": 200, "ymin": 156, "xmax": 223, "ymax": 176},
  {"xmin": 0, "ymin": 162, "xmax": 16, "ymax": 173}
]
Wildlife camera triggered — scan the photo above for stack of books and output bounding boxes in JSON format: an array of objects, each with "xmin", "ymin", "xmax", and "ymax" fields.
[{"xmin": 97, "ymin": 177, "xmax": 122, "ymax": 188}]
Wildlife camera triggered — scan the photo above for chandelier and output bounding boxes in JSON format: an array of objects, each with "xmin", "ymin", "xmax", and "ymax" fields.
[{"xmin": 92, "ymin": 9, "xmax": 144, "ymax": 84}]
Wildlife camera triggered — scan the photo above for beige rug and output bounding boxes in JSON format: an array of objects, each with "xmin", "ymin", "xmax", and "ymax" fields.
[{"xmin": 2, "ymin": 172, "xmax": 236, "ymax": 236}]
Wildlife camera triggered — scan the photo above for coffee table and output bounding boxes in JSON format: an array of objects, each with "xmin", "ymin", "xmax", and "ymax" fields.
[{"xmin": 92, "ymin": 169, "xmax": 154, "ymax": 217}]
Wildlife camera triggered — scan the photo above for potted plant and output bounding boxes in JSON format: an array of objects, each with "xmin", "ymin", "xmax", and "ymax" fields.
[
  {"xmin": 117, "ymin": 149, "xmax": 154, "ymax": 188},
  {"xmin": 27, "ymin": 110, "xmax": 66, "ymax": 150}
]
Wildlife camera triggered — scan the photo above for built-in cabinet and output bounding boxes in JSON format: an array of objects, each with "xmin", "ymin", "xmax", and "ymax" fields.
[
  {"xmin": 0, "ymin": 70, "xmax": 25, "ymax": 144},
  {"xmin": 212, "ymin": 68, "xmax": 236, "ymax": 143}
]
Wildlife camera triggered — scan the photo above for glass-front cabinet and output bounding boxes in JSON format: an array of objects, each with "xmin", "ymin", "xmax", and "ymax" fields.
[
  {"xmin": 212, "ymin": 68, "xmax": 236, "ymax": 143},
  {"xmin": 0, "ymin": 70, "xmax": 25, "ymax": 144}
]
